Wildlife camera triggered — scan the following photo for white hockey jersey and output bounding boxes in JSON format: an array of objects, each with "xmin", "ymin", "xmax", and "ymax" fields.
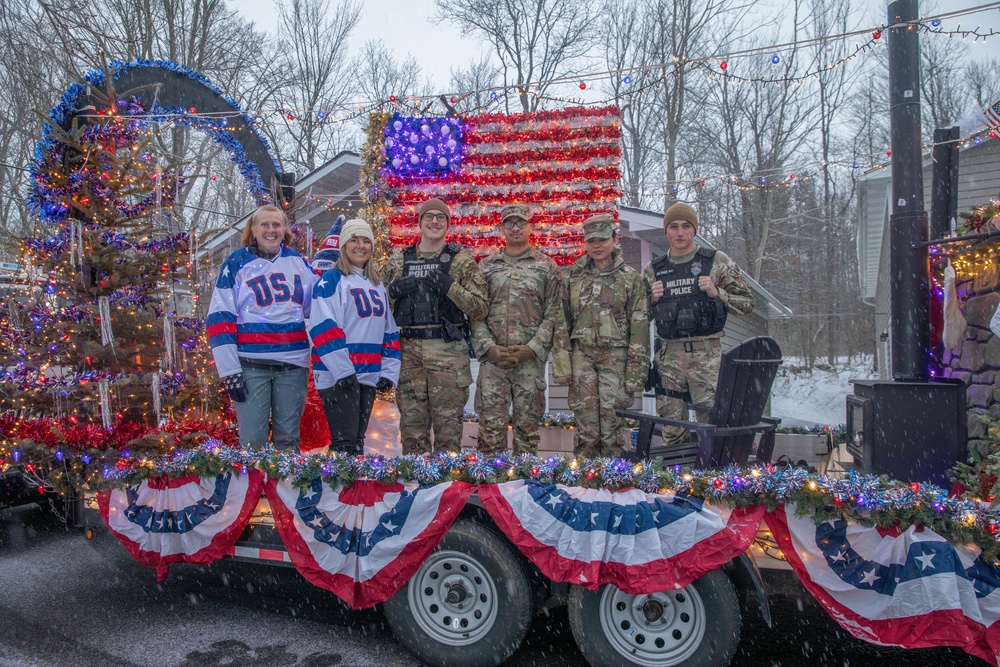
[
  {"xmin": 309, "ymin": 268, "xmax": 401, "ymax": 390},
  {"xmin": 206, "ymin": 246, "xmax": 318, "ymax": 378}
]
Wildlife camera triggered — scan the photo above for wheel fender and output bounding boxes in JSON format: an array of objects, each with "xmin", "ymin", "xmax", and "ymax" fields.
[{"xmin": 724, "ymin": 553, "xmax": 771, "ymax": 628}]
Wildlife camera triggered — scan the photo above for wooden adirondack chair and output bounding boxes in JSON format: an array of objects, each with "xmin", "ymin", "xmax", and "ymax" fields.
[{"xmin": 618, "ymin": 336, "xmax": 782, "ymax": 467}]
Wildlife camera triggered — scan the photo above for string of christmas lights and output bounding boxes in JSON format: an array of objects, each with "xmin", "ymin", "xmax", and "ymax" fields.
[
  {"xmin": 38, "ymin": 9, "xmax": 997, "ymax": 129},
  {"xmin": 4, "ymin": 428, "xmax": 1000, "ymax": 560}
]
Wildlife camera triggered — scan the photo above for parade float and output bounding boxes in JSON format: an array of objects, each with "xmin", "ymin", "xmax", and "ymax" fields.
[{"xmin": 5, "ymin": 41, "xmax": 1000, "ymax": 667}]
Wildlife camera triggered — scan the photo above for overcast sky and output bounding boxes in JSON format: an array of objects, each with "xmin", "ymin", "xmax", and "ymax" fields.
[{"xmin": 234, "ymin": 0, "xmax": 999, "ymax": 96}]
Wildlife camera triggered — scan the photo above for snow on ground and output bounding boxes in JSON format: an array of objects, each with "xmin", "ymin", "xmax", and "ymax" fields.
[{"xmin": 770, "ymin": 356, "xmax": 877, "ymax": 426}]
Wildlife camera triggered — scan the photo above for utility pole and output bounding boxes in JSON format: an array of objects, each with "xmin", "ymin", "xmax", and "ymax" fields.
[{"xmin": 887, "ymin": 0, "xmax": 929, "ymax": 381}]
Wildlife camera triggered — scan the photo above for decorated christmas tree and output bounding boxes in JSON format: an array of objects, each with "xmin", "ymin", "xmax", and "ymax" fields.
[{"xmin": 0, "ymin": 77, "xmax": 223, "ymax": 429}]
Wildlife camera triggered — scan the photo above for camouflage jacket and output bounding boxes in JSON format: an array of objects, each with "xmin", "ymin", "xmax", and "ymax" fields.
[
  {"xmin": 382, "ymin": 244, "xmax": 489, "ymax": 321},
  {"xmin": 471, "ymin": 247, "xmax": 565, "ymax": 361},
  {"xmin": 555, "ymin": 248, "xmax": 649, "ymax": 392},
  {"xmin": 642, "ymin": 246, "xmax": 755, "ymax": 342}
]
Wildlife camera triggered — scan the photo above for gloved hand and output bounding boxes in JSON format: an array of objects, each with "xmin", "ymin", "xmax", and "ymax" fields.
[
  {"xmin": 426, "ymin": 270, "xmax": 454, "ymax": 296},
  {"xmin": 222, "ymin": 373, "xmax": 247, "ymax": 402},
  {"xmin": 388, "ymin": 275, "xmax": 420, "ymax": 300},
  {"xmin": 335, "ymin": 374, "xmax": 360, "ymax": 391},
  {"xmin": 485, "ymin": 345, "xmax": 512, "ymax": 366},
  {"xmin": 375, "ymin": 377, "xmax": 394, "ymax": 392}
]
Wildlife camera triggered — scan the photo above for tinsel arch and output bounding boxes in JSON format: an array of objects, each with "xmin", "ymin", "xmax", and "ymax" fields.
[{"xmin": 28, "ymin": 59, "xmax": 282, "ymax": 223}]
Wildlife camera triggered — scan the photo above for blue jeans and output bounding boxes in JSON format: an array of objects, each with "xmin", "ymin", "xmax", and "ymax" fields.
[{"xmin": 232, "ymin": 362, "xmax": 308, "ymax": 450}]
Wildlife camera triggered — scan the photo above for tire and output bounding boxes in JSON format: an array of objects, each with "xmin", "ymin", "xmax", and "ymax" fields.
[
  {"xmin": 383, "ymin": 518, "xmax": 533, "ymax": 667},
  {"xmin": 568, "ymin": 569, "xmax": 741, "ymax": 667}
]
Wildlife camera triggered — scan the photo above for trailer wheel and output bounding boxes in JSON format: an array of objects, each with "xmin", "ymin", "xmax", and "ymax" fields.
[
  {"xmin": 568, "ymin": 569, "xmax": 740, "ymax": 667},
  {"xmin": 384, "ymin": 518, "xmax": 533, "ymax": 667}
]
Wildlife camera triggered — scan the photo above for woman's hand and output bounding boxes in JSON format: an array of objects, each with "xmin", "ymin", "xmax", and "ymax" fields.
[
  {"xmin": 222, "ymin": 373, "xmax": 247, "ymax": 402},
  {"xmin": 335, "ymin": 374, "xmax": 360, "ymax": 391}
]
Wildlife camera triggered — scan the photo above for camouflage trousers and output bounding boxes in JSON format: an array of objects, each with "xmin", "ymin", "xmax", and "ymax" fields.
[
  {"xmin": 568, "ymin": 343, "xmax": 632, "ymax": 458},
  {"xmin": 397, "ymin": 338, "xmax": 473, "ymax": 454},
  {"xmin": 654, "ymin": 338, "xmax": 721, "ymax": 445},
  {"xmin": 475, "ymin": 356, "xmax": 545, "ymax": 455}
]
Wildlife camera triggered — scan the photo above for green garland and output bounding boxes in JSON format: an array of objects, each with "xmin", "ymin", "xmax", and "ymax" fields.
[{"xmin": 6, "ymin": 435, "xmax": 1000, "ymax": 562}]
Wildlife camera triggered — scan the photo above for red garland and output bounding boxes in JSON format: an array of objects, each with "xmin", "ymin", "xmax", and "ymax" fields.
[
  {"xmin": 383, "ymin": 165, "xmax": 621, "ymax": 189},
  {"xmin": 387, "ymin": 208, "xmax": 618, "ymax": 231},
  {"xmin": 466, "ymin": 105, "xmax": 621, "ymax": 125},
  {"xmin": 392, "ymin": 185, "xmax": 622, "ymax": 208},
  {"xmin": 464, "ymin": 124, "xmax": 621, "ymax": 145},
  {"xmin": 299, "ymin": 374, "xmax": 331, "ymax": 452},
  {"xmin": 0, "ymin": 415, "xmax": 238, "ymax": 451},
  {"xmin": 463, "ymin": 144, "xmax": 621, "ymax": 167}
]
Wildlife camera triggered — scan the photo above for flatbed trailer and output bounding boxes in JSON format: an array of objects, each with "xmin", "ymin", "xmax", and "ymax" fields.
[{"xmin": 76, "ymin": 489, "xmax": 774, "ymax": 667}]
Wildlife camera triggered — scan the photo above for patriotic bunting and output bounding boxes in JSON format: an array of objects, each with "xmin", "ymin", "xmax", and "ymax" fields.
[
  {"xmin": 93, "ymin": 472, "xmax": 1000, "ymax": 666},
  {"xmin": 264, "ymin": 477, "xmax": 474, "ymax": 609},
  {"xmin": 97, "ymin": 470, "xmax": 264, "ymax": 581},
  {"xmin": 478, "ymin": 480, "xmax": 764, "ymax": 593},
  {"xmin": 767, "ymin": 503, "xmax": 1000, "ymax": 666}
]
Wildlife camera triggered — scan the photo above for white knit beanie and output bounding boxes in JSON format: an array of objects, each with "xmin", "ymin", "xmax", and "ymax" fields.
[{"xmin": 339, "ymin": 218, "xmax": 375, "ymax": 245}]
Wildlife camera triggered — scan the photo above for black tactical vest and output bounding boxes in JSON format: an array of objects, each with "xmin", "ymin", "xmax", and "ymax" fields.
[
  {"xmin": 393, "ymin": 243, "xmax": 467, "ymax": 328},
  {"xmin": 650, "ymin": 247, "xmax": 727, "ymax": 339}
]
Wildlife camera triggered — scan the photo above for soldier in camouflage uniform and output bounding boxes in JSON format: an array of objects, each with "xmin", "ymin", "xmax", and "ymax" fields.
[
  {"xmin": 552, "ymin": 215, "xmax": 649, "ymax": 458},
  {"xmin": 643, "ymin": 202, "xmax": 755, "ymax": 445},
  {"xmin": 382, "ymin": 198, "xmax": 489, "ymax": 454},
  {"xmin": 472, "ymin": 204, "xmax": 565, "ymax": 455}
]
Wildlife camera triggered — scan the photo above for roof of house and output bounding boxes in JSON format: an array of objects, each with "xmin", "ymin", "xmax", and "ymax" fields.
[
  {"xmin": 856, "ymin": 139, "xmax": 1000, "ymax": 302},
  {"xmin": 203, "ymin": 151, "xmax": 362, "ymax": 253}
]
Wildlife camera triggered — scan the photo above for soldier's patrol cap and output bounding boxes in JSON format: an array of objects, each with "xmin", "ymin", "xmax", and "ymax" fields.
[
  {"xmin": 500, "ymin": 204, "xmax": 531, "ymax": 224},
  {"xmin": 582, "ymin": 214, "xmax": 616, "ymax": 240}
]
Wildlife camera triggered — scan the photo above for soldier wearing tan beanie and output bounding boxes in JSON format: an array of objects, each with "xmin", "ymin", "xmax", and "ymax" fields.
[
  {"xmin": 642, "ymin": 201, "xmax": 755, "ymax": 445},
  {"xmin": 380, "ymin": 198, "xmax": 489, "ymax": 454},
  {"xmin": 663, "ymin": 202, "xmax": 698, "ymax": 233}
]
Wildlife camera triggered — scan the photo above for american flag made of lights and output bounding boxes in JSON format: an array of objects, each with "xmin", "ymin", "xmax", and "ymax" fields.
[
  {"xmin": 985, "ymin": 99, "xmax": 1000, "ymax": 129},
  {"xmin": 380, "ymin": 106, "xmax": 622, "ymax": 264}
]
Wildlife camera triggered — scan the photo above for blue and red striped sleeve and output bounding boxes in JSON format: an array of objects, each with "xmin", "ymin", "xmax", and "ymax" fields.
[
  {"xmin": 309, "ymin": 270, "xmax": 354, "ymax": 381},
  {"xmin": 206, "ymin": 252, "xmax": 247, "ymax": 378},
  {"xmin": 380, "ymin": 290, "xmax": 401, "ymax": 386}
]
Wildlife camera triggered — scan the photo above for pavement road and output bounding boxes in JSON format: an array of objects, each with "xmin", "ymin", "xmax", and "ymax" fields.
[{"xmin": 0, "ymin": 503, "xmax": 989, "ymax": 667}]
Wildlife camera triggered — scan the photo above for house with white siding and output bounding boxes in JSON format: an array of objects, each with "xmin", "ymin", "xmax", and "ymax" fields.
[{"xmin": 857, "ymin": 138, "xmax": 1000, "ymax": 379}]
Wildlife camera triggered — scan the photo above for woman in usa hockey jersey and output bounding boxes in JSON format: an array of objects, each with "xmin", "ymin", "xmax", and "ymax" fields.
[
  {"xmin": 206, "ymin": 204, "xmax": 318, "ymax": 449},
  {"xmin": 310, "ymin": 219, "xmax": 401, "ymax": 454}
]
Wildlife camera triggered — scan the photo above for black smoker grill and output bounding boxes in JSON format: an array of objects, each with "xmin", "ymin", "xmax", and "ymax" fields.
[{"xmin": 847, "ymin": 379, "xmax": 967, "ymax": 487}]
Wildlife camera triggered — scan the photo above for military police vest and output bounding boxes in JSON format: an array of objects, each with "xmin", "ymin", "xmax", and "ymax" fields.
[
  {"xmin": 650, "ymin": 247, "xmax": 726, "ymax": 339},
  {"xmin": 393, "ymin": 243, "xmax": 467, "ymax": 328}
]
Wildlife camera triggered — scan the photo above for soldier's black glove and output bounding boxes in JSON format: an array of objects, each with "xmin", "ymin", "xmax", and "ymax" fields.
[
  {"xmin": 388, "ymin": 275, "xmax": 420, "ymax": 300},
  {"xmin": 222, "ymin": 373, "xmax": 247, "ymax": 402},
  {"xmin": 375, "ymin": 377, "xmax": 394, "ymax": 392},
  {"xmin": 426, "ymin": 270, "xmax": 454, "ymax": 296},
  {"xmin": 335, "ymin": 374, "xmax": 360, "ymax": 391}
]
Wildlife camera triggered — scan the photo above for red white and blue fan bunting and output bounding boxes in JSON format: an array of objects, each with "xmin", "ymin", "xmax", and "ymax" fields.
[
  {"xmin": 265, "ymin": 478, "xmax": 474, "ymax": 609},
  {"xmin": 479, "ymin": 480, "xmax": 764, "ymax": 593},
  {"xmin": 98, "ymin": 470, "xmax": 264, "ymax": 580},
  {"xmin": 767, "ymin": 503, "xmax": 1000, "ymax": 666}
]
